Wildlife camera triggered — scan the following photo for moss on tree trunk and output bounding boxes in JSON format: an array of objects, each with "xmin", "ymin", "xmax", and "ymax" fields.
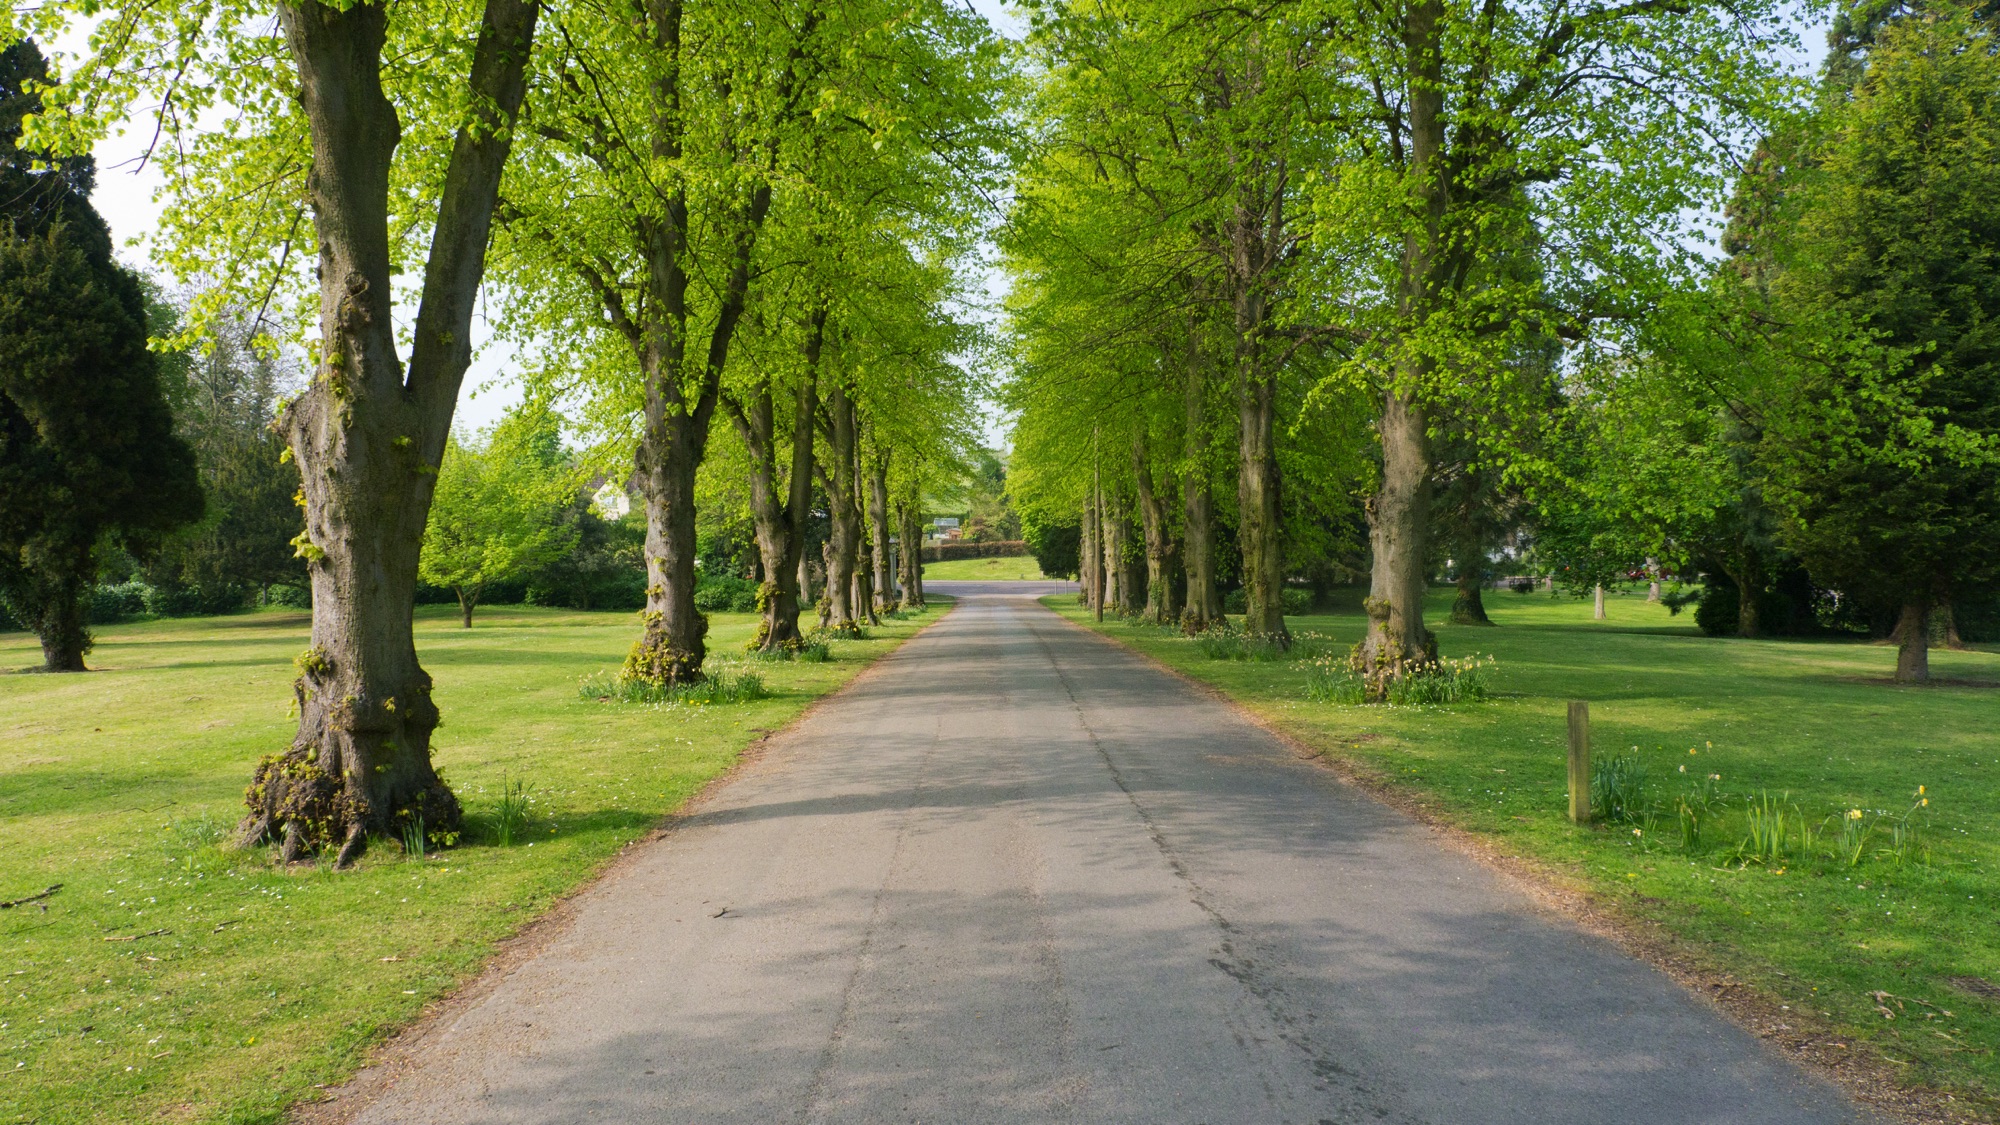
[{"xmin": 240, "ymin": 0, "xmax": 538, "ymax": 864}]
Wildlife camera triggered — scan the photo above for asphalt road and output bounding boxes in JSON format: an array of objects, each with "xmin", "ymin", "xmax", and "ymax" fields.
[{"xmin": 342, "ymin": 583, "xmax": 1871, "ymax": 1124}]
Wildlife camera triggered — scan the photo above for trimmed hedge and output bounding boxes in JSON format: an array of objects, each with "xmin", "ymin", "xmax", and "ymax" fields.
[
  {"xmin": 922, "ymin": 540, "xmax": 1028, "ymax": 562},
  {"xmin": 1222, "ymin": 586, "xmax": 1314, "ymax": 616}
]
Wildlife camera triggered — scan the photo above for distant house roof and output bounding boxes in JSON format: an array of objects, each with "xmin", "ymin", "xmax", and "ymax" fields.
[{"xmin": 591, "ymin": 481, "xmax": 632, "ymax": 519}]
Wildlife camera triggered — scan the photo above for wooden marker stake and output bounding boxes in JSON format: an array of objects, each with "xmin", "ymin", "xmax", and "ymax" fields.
[{"xmin": 1567, "ymin": 701, "xmax": 1592, "ymax": 824}]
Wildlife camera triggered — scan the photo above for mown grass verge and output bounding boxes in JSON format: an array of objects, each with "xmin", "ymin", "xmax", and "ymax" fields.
[
  {"xmin": 1051, "ymin": 588, "xmax": 2000, "ymax": 1119},
  {"xmin": 0, "ymin": 600, "xmax": 946, "ymax": 1124},
  {"xmin": 919, "ymin": 555, "xmax": 1044, "ymax": 581}
]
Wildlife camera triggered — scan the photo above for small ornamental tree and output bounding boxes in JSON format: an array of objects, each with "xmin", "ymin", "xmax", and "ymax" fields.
[
  {"xmin": 0, "ymin": 39, "xmax": 202, "ymax": 671},
  {"xmin": 420, "ymin": 408, "xmax": 578, "ymax": 627}
]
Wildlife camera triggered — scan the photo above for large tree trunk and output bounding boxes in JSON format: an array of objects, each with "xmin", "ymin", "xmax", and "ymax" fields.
[
  {"xmin": 1225, "ymin": 169, "xmax": 1289, "ymax": 645},
  {"xmin": 853, "ymin": 567, "xmax": 875, "ymax": 626},
  {"xmin": 626, "ymin": 405, "xmax": 713, "ymax": 682},
  {"xmin": 896, "ymin": 487, "xmax": 925, "ymax": 609},
  {"xmin": 554, "ymin": 0, "xmax": 774, "ymax": 685},
  {"xmin": 727, "ymin": 326, "xmax": 817, "ymax": 653},
  {"xmin": 1101, "ymin": 485, "xmax": 1131, "ymax": 615},
  {"xmin": 1357, "ymin": 389, "xmax": 1437, "ymax": 694},
  {"xmin": 818, "ymin": 381, "xmax": 864, "ymax": 635},
  {"xmin": 866, "ymin": 451, "xmax": 895, "ymax": 612},
  {"xmin": 1937, "ymin": 602, "xmax": 1968, "ymax": 651},
  {"xmin": 1181, "ymin": 478, "xmax": 1219, "ymax": 631},
  {"xmin": 35, "ymin": 591, "xmax": 89, "ymax": 672},
  {"xmin": 455, "ymin": 586, "xmax": 478, "ymax": 628},
  {"xmin": 1181, "ymin": 393, "xmax": 1221, "ymax": 634},
  {"xmin": 1177, "ymin": 328, "xmax": 1222, "ymax": 633},
  {"xmin": 1133, "ymin": 440, "xmax": 1180, "ymax": 625},
  {"xmin": 1893, "ymin": 597, "xmax": 1930, "ymax": 683},
  {"xmin": 852, "ymin": 466, "xmax": 877, "ymax": 627},
  {"xmin": 1451, "ymin": 566, "xmax": 1490, "ymax": 626},
  {"xmin": 1355, "ymin": 0, "xmax": 1447, "ymax": 700},
  {"xmin": 1236, "ymin": 347, "xmax": 1286, "ymax": 642},
  {"xmin": 25, "ymin": 538, "xmax": 93, "ymax": 671},
  {"xmin": 1720, "ymin": 563, "xmax": 1761, "ymax": 638},
  {"xmin": 1083, "ymin": 488, "xmax": 1102, "ymax": 616},
  {"xmin": 242, "ymin": 0, "xmax": 539, "ymax": 865}
]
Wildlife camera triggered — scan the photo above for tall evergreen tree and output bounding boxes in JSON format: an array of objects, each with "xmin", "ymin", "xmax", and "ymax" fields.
[
  {"xmin": 0, "ymin": 39, "xmax": 202, "ymax": 670},
  {"xmin": 1761, "ymin": 4, "xmax": 2000, "ymax": 682}
]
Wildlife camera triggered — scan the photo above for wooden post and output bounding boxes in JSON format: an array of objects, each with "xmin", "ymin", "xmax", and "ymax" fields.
[{"xmin": 1567, "ymin": 701, "xmax": 1592, "ymax": 824}]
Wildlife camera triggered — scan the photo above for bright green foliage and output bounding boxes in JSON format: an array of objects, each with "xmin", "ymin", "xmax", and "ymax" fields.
[
  {"xmin": 10, "ymin": 1, "xmax": 526, "ymax": 348},
  {"xmin": 0, "ymin": 40, "xmax": 203, "ymax": 670},
  {"xmin": 143, "ymin": 301, "xmax": 306, "ymax": 604},
  {"xmin": 1759, "ymin": 7, "xmax": 2000, "ymax": 637},
  {"xmin": 420, "ymin": 407, "xmax": 580, "ymax": 627}
]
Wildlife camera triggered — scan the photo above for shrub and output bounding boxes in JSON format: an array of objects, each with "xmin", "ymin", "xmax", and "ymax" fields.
[
  {"xmin": 1957, "ymin": 590, "xmax": 2000, "ymax": 643},
  {"xmin": 692, "ymin": 574, "xmax": 759, "ymax": 613},
  {"xmin": 142, "ymin": 581, "xmax": 247, "ymax": 617},
  {"xmin": 1221, "ymin": 586, "xmax": 1314, "ymax": 615},
  {"xmin": 266, "ymin": 584, "xmax": 312, "ymax": 609},
  {"xmin": 1022, "ymin": 514, "xmax": 1080, "ymax": 579},
  {"xmin": 922, "ymin": 540, "xmax": 1028, "ymax": 562},
  {"xmin": 526, "ymin": 568, "xmax": 647, "ymax": 611},
  {"xmin": 1694, "ymin": 568, "xmax": 1824, "ymax": 636},
  {"xmin": 90, "ymin": 581, "xmax": 150, "ymax": 623}
]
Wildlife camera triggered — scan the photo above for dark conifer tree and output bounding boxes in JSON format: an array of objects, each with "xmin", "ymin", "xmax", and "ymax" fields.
[{"xmin": 0, "ymin": 39, "xmax": 203, "ymax": 670}]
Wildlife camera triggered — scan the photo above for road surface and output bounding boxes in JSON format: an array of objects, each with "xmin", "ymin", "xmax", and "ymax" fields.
[{"xmin": 339, "ymin": 582, "xmax": 1871, "ymax": 1124}]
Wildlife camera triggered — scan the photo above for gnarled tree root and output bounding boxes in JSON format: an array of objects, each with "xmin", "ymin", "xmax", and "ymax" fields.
[{"xmin": 239, "ymin": 746, "xmax": 462, "ymax": 868}]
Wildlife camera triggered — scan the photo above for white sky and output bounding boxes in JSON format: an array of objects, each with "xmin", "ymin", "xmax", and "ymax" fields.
[{"xmin": 82, "ymin": 0, "xmax": 1815, "ymax": 443}]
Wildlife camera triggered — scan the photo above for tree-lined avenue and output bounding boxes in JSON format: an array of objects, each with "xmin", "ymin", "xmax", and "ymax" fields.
[{"xmin": 324, "ymin": 586, "xmax": 1869, "ymax": 1125}]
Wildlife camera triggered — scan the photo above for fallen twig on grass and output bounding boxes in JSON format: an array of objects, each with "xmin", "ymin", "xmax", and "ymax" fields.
[
  {"xmin": 103, "ymin": 929, "xmax": 169, "ymax": 942},
  {"xmin": 0, "ymin": 885, "xmax": 60, "ymax": 909}
]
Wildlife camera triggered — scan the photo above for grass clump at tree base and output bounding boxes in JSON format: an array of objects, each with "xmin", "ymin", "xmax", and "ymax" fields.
[
  {"xmin": 1054, "ymin": 587, "xmax": 2000, "ymax": 1115},
  {"xmin": 0, "ymin": 600, "xmax": 943, "ymax": 1125}
]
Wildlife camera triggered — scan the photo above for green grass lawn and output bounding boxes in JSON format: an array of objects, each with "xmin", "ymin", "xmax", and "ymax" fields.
[
  {"xmin": 0, "ymin": 601, "xmax": 945, "ymax": 1125},
  {"xmin": 921, "ymin": 555, "xmax": 1045, "ymax": 581},
  {"xmin": 1054, "ymin": 588, "xmax": 2000, "ymax": 1114}
]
